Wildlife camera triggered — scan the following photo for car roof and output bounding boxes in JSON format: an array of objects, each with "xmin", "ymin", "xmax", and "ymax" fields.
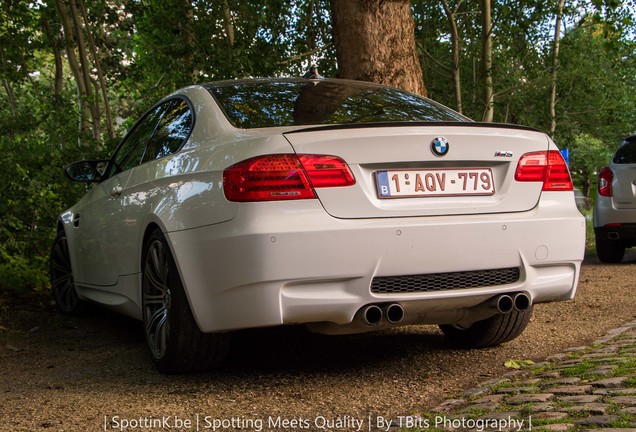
[{"xmin": 200, "ymin": 77, "xmax": 393, "ymax": 90}]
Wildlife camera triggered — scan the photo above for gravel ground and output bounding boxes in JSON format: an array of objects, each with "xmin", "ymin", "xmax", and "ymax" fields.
[{"xmin": 1, "ymin": 254, "xmax": 635, "ymax": 432}]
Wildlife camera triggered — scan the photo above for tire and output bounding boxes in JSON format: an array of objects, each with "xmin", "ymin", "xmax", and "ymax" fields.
[
  {"xmin": 50, "ymin": 230, "xmax": 86, "ymax": 315},
  {"xmin": 439, "ymin": 306, "xmax": 533, "ymax": 348},
  {"xmin": 596, "ymin": 236, "xmax": 625, "ymax": 263},
  {"xmin": 142, "ymin": 229, "xmax": 230, "ymax": 374}
]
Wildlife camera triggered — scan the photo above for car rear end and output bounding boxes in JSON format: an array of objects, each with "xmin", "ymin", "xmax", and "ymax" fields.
[
  {"xmin": 170, "ymin": 79, "xmax": 585, "ymax": 336},
  {"xmin": 594, "ymin": 135, "xmax": 636, "ymax": 262}
]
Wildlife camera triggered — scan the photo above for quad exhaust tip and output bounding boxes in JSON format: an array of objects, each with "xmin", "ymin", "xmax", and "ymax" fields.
[
  {"xmin": 493, "ymin": 292, "xmax": 531, "ymax": 314},
  {"xmin": 362, "ymin": 303, "xmax": 404, "ymax": 326},
  {"xmin": 361, "ymin": 293, "xmax": 529, "ymax": 327}
]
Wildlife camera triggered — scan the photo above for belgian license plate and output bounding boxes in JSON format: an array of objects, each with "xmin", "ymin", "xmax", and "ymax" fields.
[{"xmin": 376, "ymin": 168, "xmax": 495, "ymax": 198}]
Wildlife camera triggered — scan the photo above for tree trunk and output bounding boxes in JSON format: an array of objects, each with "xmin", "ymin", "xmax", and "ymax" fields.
[
  {"xmin": 550, "ymin": 0, "xmax": 566, "ymax": 137},
  {"xmin": 481, "ymin": 0, "xmax": 494, "ymax": 122},
  {"xmin": 78, "ymin": 0, "xmax": 115, "ymax": 140},
  {"xmin": 54, "ymin": 0, "xmax": 91, "ymax": 142},
  {"xmin": 67, "ymin": 0, "xmax": 101, "ymax": 140},
  {"xmin": 2, "ymin": 79, "xmax": 17, "ymax": 116},
  {"xmin": 181, "ymin": 0, "xmax": 197, "ymax": 83},
  {"xmin": 41, "ymin": 17, "xmax": 65, "ymax": 98},
  {"xmin": 331, "ymin": 0, "xmax": 426, "ymax": 96},
  {"xmin": 0, "ymin": 45, "xmax": 17, "ymax": 115},
  {"xmin": 306, "ymin": 0, "xmax": 316, "ymax": 50},
  {"xmin": 441, "ymin": 0, "xmax": 464, "ymax": 113},
  {"xmin": 222, "ymin": 0, "xmax": 234, "ymax": 48}
]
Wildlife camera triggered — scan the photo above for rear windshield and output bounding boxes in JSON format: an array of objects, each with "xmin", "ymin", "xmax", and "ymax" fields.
[
  {"xmin": 206, "ymin": 79, "xmax": 468, "ymax": 128},
  {"xmin": 613, "ymin": 139, "xmax": 636, "ymax": 164}
]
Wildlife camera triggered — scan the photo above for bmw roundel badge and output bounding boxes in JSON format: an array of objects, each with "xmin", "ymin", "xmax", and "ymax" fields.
[{"xmin": 431, "ymin": 136, "xmax": 449, "ymax": 157}]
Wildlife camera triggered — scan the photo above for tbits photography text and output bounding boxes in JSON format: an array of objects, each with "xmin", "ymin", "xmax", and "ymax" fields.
[{"xmin": 103, "ymin": 413, "xmax": 534, "ymax": 431}]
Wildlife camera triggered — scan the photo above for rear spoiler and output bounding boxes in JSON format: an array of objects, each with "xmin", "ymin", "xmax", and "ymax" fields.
[{"xmin": 285, "ymin": 121, "xmax": 541, "ymax": 135}]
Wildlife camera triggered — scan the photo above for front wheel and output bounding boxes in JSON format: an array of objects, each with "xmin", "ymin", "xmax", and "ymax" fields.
[
  {"xmin": 50, "ymin": 231, "xmax": 86, "ymax": 315},
  {"xmin": 142, "ymin": 230, "xmax": 230, "ymax": 373},
  {"xmin": 439, "ymin": 306, "xmax": 533, "ymax": 348}
]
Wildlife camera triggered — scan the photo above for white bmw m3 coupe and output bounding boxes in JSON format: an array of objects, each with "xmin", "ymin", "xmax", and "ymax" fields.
[{"xmin": 51, "ymin": 78, "xmax": 585, "ymax": 373}]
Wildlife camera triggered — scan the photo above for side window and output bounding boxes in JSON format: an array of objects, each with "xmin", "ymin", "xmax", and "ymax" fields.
[
  {"xmin": 106, "ymin": 102, "xmax": 170, "ymax": 177},
  {"xmin": 142, "ymin": 99, "xmax": 193, "ymax": 163}
]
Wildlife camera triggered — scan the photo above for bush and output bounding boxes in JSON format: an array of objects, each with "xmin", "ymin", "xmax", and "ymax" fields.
[{"xmin": 0, "ymin": 81, "xmax": 111, "ymax": 295}]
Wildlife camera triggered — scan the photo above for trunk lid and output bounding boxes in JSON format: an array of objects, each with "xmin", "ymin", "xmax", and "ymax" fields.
[
  {"xmin": 611, "ymin": 164, "xmax": 636, "ymax": 209},
  {"xmin": 284, "ymin": 123, "xmax": 551, "ymax": 219}
]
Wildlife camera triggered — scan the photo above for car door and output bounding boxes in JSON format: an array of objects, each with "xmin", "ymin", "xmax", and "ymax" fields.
[
  {"xmin": 73, "ymin": 102, "xmax": 172, "ymax": 286},
  {"xmin": 113, "ymin": 98, "xmax": 195, "ymax": 277}
]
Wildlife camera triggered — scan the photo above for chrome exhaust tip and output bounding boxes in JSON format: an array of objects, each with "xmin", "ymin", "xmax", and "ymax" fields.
[
  {"xmin": 513, "ymin": 292, "xmax": 531, "ymax": 311},
  {"xmin": 496, "ymin": 295, "xmax": 514, "ymax": 314},
  {"xmin": 384, "ymin": 303, "xmax": 404, "ymax": 324},
  {"xmin": 363, "ymin": 305, "xmax": 383, "ymax": 326}
]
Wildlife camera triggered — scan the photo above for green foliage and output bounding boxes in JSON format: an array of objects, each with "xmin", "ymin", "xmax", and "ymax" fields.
[
  {"xmin": 0, "ymin": 0, "xmax": 634, "ymax": 295},
  {"xmin": 0, "ymin": 1, "xmax": 41, "ymax": 83},
  {"xmin": 555, "ymin": 17, "xmax": 636, "ymax": 145},
  {"xmin": 0, "ymin": 251, "xmax": 48, "ymax": 295},
  {"xmin": 413, "ymin": 0, "xmax": 635, "ymax": 204},
  {"xmin": 569, "ymin": 133, "xmax": 614, "ymax": 206},
  {"xmin": 0, "ymin": 77, "xmax": 96, "ymax": 294},
  {"xmin": 125, "ymin": 0, "xmax": 335, "ymax": 108}
]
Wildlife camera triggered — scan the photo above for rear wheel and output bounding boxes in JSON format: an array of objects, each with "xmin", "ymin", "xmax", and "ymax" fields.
[
  {"xmin": 439, "ymin": 306, "xmax": 533, "ymax": 348},
  {"xmin": 595, "ymin": 237, "xmax": 625, "ymax": 263},
  {"xmin": 50, "ymin": 231, "xmax": 86, "ymax": 315},
  {"xmin": 142, "ymin": 229, "xmax": 230, "ymax": 373}
]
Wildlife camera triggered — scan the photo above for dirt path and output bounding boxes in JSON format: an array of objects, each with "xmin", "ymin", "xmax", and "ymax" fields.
[{"xmin": 1, "ymin": 255, "xmax": 635, "ymax": 432}]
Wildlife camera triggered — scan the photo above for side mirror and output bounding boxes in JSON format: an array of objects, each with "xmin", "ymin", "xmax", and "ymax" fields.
[{"xmin": 64, "ymin": 160, "xmax": 107, "ymax": 183}]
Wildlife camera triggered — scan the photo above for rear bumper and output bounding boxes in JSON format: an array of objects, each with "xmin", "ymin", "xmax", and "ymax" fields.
[
  {"xmin": 594, "ymin": 225, "xmax": 636, "ymax": 246},
  {"xmin": 594, "ymin": 196, "xmax": 636, "ymax": 247},
  {"xmin": 594, "ymin": 196, "xmax": 636, "ymax": 227},
  {"xmin": 167, "ymin": 193, "xmax": 585, "ymax": 333}
]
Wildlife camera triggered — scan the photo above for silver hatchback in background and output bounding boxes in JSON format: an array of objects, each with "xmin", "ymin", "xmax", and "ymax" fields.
[{"xmin": 594, "ymin": 135, "xmax": 636, "ymax": 262}]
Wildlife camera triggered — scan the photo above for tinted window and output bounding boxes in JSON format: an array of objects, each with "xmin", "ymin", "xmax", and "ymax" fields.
[
  {"xmin": 143, "ymin": 99, "xmax": 192, "ymax": 163},
  {"xmin": 613, "ymin": 140, "xmax": 636, "ymax": 164},
  {"xmin": 108, "ymin": 103, "xmax": 169, "ymax": 176},
  {"xmin": 207, "ymin": 80, "xmax": 467, "ymax": 128}
]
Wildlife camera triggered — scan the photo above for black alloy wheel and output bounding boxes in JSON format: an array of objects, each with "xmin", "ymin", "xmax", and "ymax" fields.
[
  {"xmin": 50, "ymin": 231, "xmax": 84, "ymax": 314},
  {"xmin": 142, "ymin": 229, "xmax": 230, "ymax": 373}
]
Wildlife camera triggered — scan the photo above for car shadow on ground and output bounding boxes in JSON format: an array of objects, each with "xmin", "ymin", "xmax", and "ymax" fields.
[
  {"xmin": 2, "ymin": 294, "xmax": 454, "ymax": 380},
  {"xmin": 226, "ymin": 324, "xmax": 448, "ymax": 374}
]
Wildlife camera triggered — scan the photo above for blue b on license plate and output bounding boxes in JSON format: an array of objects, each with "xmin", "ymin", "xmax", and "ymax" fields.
[{"xmin": 376, "ymin": 168, "xmax": 495, "ymax": 198}]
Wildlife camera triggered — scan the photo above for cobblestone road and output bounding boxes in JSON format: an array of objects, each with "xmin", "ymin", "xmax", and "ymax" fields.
[{"xmin": 424, "ymin": 320, "xmax": 636, "ymax": 431}]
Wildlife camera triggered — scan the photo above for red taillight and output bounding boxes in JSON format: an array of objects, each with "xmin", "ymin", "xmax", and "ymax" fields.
[
  {"xmin": 298, "ymin": 154, "xmax": 356, "ymax": 188},
  {"xmin": 223, "ymin": 154, "xmax": 355, "ymax": 202},
  {"xmin": 598, "ymin": 167, "xmax": 613, "ymax": 197},
  {"xmin": 514, "ymin": 150, "xmax": 573, "ymax": 191}
]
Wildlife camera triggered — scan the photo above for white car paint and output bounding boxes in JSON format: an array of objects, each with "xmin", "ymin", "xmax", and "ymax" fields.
[{"xmin": 58, "ymin": 79, "xmax": 585, "ymax": 340}]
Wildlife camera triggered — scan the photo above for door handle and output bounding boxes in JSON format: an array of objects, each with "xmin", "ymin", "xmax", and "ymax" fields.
[{"xmin": 110, "ymin": 185, "xmax": 123, "ymax": 198}]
